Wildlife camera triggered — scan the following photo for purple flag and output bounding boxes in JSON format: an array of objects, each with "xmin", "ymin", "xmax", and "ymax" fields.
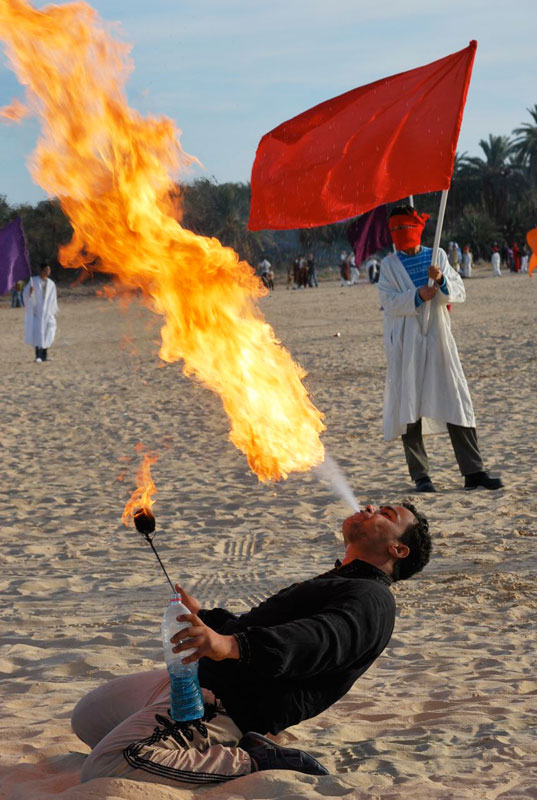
[
  {"xmin": 0, "ymin": 217, "xmax": 31, "ymax": 294},
  {"xmin": 346, "ymin": 205, "xmax": 391, "ymax": 265}
]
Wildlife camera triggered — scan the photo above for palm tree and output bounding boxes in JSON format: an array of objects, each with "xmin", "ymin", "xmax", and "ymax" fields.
[
  {"xmin": 16, "ymin": 199, "xmax": 72, "ymax": 275},
  {"xmin": 513, "ymin": 105, "xmax": 537, "ymax": 187},
  {"xmin": 181, "ymin": 179, "xmax": 274, "ymax": 265},
  {"xmin": 462, "ymin": 135, "xmax": 518, "ymax": 224},
  {"xmin": 448, "ymin": 151, "xmax": 481, "ymax": 221},
  {"xmin": 449, "ymin": 206, "xmax": 499, "ymax": 259}
]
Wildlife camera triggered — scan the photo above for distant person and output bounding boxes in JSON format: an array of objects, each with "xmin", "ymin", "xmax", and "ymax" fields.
[
  {"xmin": 258, "ymin": 256, "xmax": 271, "ymax": 289},
  {"xmin": 11, "ymin": 279, "xmax": 24, "ymax": 308},
  {"xmin": 520, "ymin": 247, "xmax": 529, "ymax": 274},
  {"xmin": 461, "ymin": 245, "xmax": 473, "ymax": 278},
  {"xmin": 366, "ymin": 256, "xmax": 380, "ymax": 284},
  {"xmin": 266, "ymin": 264, "xmax": 274, "ymax": 291},
  {"xmin": 506, "ymin": 246, "xmax": 514, "ymax": 272},
  {"xmin": 447, "ymin": 241, "xmax": 461, "ymax": 274},
  {"xmin": 23, "ymin": 264, "xmax": 58, "ymax": 363},
  {"xmin": 306, "ymin": 252, "xmax": 318, "ymax": 287},
  {"xmin": 339, "ymin": 250, "xmax": 350, "ymax": 286},
  {"xmin": 512, "ymin": 243, "xmax": 521, "ymax": 273},
  {"xmin": 298, "ymin": 255, "xmax": 308, "ymax": 288},
  {"xmin": 292, "ymin": 256, "xmax": 300, "ymax": 289},
  {"xmin": 378, "ymin": 205, "xmax": 504, "ymax": 493},
  {"xmin": 348, "ymin": 252, "xmax": 360, "ymax": 285},
  {"xmin": 287, "ymin": 262, "xmax": 294, "ymax": 290},
  {"xmin": 491, "ymin": 246, "xmax": 502, "ymax": 277}
]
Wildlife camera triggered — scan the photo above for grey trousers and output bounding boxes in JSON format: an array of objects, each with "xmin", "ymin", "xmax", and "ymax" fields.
[{"xmin": 401, "ymin": 419, "xmax": 484, "ymax": 481}]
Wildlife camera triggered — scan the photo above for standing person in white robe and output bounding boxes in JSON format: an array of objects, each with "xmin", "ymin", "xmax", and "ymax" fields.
[
  {"xmin": 23, "ymin": 264, "xmax": 58, "ymax": 362},
  {"xmin": 447, "ymin": 241, "xmax": 461, "ymax": 274},
  {"xmin": 461, "ymin": 244, "xmax": 473, "ymax": 278},
  {"xmin": 491, "ymin": 246, "xmax": 502, "ymax": 276},
  {"xmin": 348, "ymin": 252, "xmax": 360, "ymax": 285},
  {"xmin": 378, "ymin": 205, "xmax": 503, "ymax": 493}
]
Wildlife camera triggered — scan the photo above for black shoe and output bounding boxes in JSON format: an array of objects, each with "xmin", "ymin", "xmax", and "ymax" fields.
[
  {"xmin": 239, "ymin": 731, "xmax": 329, "ymax": 776},
  {"xmin": 414, "ymin": 476, "xmax": 436, "ymax": 493},
  {"xmin": 464, "ymin": 471, "xmax": 504, "ymax": 490}
]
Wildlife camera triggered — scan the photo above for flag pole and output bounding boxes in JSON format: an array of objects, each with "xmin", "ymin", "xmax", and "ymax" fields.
[{"xmin": 422, "ymin": 188, "xmax": 449, "ymax": 335}]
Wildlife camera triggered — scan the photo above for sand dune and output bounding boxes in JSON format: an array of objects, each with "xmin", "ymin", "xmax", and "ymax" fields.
[{"xmin": 1, "ymin": 265, "xmax": 536, "ymax": 799}]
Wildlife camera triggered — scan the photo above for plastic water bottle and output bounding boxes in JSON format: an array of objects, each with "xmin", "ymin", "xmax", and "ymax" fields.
[{"xmin": 161, "ymin": 593, "xmax": 205, "ymax": 721}]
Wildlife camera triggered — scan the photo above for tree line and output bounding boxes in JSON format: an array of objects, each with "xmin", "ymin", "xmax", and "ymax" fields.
[{"xmin": 1, "ymin": 104, "xmax": 536, "ymax": 278}]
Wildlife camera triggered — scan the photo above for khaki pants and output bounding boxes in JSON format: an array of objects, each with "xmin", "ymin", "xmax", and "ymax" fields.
[{"xmin": 72, "ymin": 668, "xmax": 251, "ymax": 789}]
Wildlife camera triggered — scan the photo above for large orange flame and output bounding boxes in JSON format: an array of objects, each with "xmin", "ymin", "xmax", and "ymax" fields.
[
  {"xmin": 121, "ymin": 449, "xmax": 158, "ymax": 528},
  {"xmin": 0, "ymin": 0, "xmax": 325, "ymax": 481}
]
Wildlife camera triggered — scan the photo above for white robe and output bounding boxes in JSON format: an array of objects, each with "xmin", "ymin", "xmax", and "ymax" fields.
[
  {"xmin": 491, "ymin": 252, "xmax": 501, "ymax": 276},
  {"xmin": 462, "ymin": 252, "xmax": 472, "ymax": 278},
  {"xmin": 378, "ymin": 248, "xmax": 475, "ymax": 441},
  {"xmin": 23, "ymin": 276, "xmax": 58, "ymax": 348}
]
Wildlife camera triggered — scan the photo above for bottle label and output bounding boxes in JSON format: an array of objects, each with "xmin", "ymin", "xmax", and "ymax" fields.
[{"xmin": 169, "ymin": 594, "xmax": 183, "ymax": 604}]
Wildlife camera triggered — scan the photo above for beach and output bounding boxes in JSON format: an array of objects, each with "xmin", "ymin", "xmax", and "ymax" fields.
[{"xmin": 1, "ymin": 265, "xmax": 536, "ymax": 800}]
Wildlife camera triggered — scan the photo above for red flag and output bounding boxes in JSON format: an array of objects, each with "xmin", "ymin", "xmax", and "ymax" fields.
[{"xmin": 249, "ymin": 41, "xmax": 477, "ymax": 231}]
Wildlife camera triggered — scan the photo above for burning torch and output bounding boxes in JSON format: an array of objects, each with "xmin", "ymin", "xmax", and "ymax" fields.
[
  {"xmin": 122, "ymin": 450, "xmax": 206, "ymax": 722},
  {"xmin": 122, "ymin": 450, "xmax": 175, "ymax": 591}
]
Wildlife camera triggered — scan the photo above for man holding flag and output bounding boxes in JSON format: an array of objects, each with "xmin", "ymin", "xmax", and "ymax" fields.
[
  {"xmin": 247, "ymin": 40, "xmax": 505, "ymax": 491},
  {"xmin": 379, "ymin": 205, "xmax": 503, "ymax": 493}
]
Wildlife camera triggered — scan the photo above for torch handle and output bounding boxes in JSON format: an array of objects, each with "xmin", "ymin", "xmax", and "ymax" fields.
[{"xmin": 145, "ymin": 535, "xmax": 176, "ymax": 593}]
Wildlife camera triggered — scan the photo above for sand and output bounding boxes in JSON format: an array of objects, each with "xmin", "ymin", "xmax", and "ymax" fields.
[{"xmin": 1, "ymin": 264, "xmax": 536, "ymax": 800}]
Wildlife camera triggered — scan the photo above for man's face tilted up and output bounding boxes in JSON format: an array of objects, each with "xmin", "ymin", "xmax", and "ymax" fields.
[{"xmin": 341, "ymin": 504, "xmax": 416, "ymax": 572}]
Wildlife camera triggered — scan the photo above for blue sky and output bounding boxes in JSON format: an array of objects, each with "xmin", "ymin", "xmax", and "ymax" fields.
[{"xmin": 0, "ymin": 0, "xmax": 536, "ymax": 205}]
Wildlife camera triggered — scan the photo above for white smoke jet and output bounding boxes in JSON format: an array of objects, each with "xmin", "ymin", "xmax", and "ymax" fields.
[{"xmin": 314, "ymin": 453, "xmax": 361, "ymax": 512}]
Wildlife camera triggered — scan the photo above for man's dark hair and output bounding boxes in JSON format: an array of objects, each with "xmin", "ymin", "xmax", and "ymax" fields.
[
  {"xmin": 392, "ymin": 501, "xmax": 431, "ymax": 582},
  {"xmin": 389, "ymin": 205, "xmax": 416, "ymax": 218}
]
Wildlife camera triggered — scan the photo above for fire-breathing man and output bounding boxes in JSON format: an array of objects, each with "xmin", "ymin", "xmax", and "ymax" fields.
[{"xmin": 72, "ymin": 502, "xmax": 431, "ymax": 789}]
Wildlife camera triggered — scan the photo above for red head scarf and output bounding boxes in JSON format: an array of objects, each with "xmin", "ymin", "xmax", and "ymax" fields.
[{"xmin": 389, "ymin": 209, "xmax": 429, "ymax": 251}]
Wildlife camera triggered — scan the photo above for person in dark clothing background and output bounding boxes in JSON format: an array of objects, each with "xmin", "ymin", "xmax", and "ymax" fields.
[{"xmin": 72, "ymin": 502, "xmax": 431, "ymax": 789}]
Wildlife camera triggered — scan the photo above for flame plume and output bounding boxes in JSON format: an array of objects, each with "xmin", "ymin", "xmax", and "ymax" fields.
[
  {"xmin": 0, "ymin": 0, "xmax": 325, "ymax": 481},
  {"xmin": 121, "ymin": 450, "xmax": 158, "ymax": 528}
]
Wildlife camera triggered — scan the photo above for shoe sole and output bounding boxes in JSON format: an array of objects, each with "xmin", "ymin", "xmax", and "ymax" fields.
[{"xmin": 464, "ymin": 485, "xmax": 503, "ymax": 491}]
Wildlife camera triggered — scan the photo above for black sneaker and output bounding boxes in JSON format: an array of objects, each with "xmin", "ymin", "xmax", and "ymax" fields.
[
  {"xmin": 239, "ymin": 731, "xmax": 329, "ymax": 776},
  {"xmin": 414, "ymin": 476, "xmax": 436, "ymax": 493},
  {"xmin": 464, "ymin": 471, "xmax": 504, "ymax": 490}
]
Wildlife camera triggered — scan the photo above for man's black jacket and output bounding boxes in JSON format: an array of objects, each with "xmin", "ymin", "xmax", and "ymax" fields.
[{"xmin": 198, "ymin": 559, "xmax": 395, "ymax": 735}]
